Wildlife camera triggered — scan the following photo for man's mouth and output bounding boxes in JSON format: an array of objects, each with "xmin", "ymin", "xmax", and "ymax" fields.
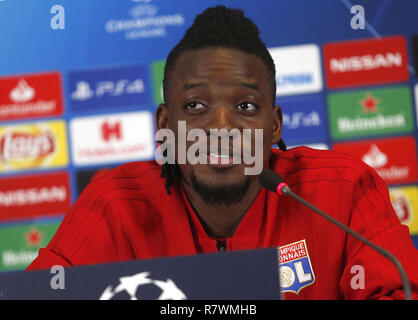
[{"xmin": 206, "ymin": 148, "xmax": 241, "ymax": 167}]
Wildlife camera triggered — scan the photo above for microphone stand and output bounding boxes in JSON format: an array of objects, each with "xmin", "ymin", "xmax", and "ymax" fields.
[{"xmin": 279, "ymin": 183, "xmax": 412, "ymax": 300}]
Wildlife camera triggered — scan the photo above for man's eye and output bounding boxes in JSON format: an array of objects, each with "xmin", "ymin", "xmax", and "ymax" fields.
[
  {"xmin": 237, "ymin": 102, "xmax": 258, "ymax": 112},
  {"xmin": 184, "ymin": 102, "xmax": 205, "ymax": 110}
]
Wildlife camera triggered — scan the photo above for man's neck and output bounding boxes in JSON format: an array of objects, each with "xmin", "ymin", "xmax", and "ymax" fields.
[{"xmin": 181, "ymin": 178, "xmax": 262, "ymax": 239}]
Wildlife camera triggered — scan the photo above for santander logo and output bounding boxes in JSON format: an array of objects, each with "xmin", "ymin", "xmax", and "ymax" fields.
[
  {"xmin": 9, "ymin": 79, "xmax": 35, "ymax": 103},
  {"xmin": 334, "ymin": 136, "xmax": 417, "ymax": 185},
  {"xmin": 0, "ymin": 72, "xmax": 64, "ymax": 121},
  {"xmin": 362, "ymin": 144, "xmax": 388, "ymax": 168},
  {"xmin": 0, "ymin": 131, "xmax": 55, "ymax": 162}
]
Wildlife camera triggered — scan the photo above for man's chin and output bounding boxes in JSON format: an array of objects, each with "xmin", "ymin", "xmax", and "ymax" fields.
[{"xmin": 190, "ymin": 171, "xmax": 251, "ymax": 207}]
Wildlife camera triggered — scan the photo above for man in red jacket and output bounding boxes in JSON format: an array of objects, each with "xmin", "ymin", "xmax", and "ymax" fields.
[{"xmin": 27, "ymin": 6, "xmax": 418, "ymax": 300}]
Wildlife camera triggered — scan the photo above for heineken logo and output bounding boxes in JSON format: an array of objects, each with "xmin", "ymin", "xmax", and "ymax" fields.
[
  {"xmin": 151, "ymin": 60, "xmax": 165, "ymax": 106},
  {"xmin": 25, "ymin": 227, "xmax": 43, "ymax": 247},
  {"xmin": 327, "ymin": 86, "xmax": 414, "ymax": 139},
  {"xmin": 337, "ymin": 114, "xmax": 406, "ymax": 134},
  {"xmin": 2, "ymin": 250, "xmax": 39, "ymax": 268},
  {"xmin": 360, "ymin": 93, "xmax": 380, "ymax": 113},
  {"xmin": 0, "ymin": 220, "xmax": 61, "ymax": 271}
]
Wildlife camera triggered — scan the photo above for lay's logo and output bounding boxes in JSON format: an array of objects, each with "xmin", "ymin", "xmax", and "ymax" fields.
[
  {"xmin": 1, "ymin": 131, "xmax": 55, "ymax": 162},
  {"xmin": 0, "ymin": 121, "xmax": 68, "ymax": 173}
]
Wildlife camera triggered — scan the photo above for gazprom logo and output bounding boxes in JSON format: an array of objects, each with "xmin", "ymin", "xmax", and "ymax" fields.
[
  {"xmin": 277, "ymin": 73, "xmax": 313, "ymax": 86},
  {"xmin": 269, "ymin": 44, "xmax": 323, "ymax": 96}
]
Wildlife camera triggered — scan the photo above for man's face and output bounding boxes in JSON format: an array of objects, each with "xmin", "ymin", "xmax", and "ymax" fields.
[{"xmin": 157, "ymin": 47, "xmax": 282, "ymax": 204}]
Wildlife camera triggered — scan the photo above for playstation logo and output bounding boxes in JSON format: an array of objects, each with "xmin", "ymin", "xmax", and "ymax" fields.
[{"xmin": 71, "ymin": 81, "xmax": 94, "ymax": 101}]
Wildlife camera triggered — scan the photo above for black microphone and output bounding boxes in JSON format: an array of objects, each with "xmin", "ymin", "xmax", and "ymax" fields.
[{"xmin": 259, "ymin": 169, "xmax": 412, "ymax": 300}]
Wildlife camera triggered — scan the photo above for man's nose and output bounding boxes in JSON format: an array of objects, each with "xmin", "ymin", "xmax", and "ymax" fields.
[{"xmin": 203, "ymin": 105, "xmax": 236, "ymax": 132}]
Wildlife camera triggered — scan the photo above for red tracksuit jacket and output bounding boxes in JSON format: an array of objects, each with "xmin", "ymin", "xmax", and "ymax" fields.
[{"xmin": 26, "ymin": 147, "xmax": 418, "ymax": 300}]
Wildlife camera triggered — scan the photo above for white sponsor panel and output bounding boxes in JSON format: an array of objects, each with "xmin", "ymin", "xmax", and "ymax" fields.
[
  {"xmin": 70, "ymin": 111, "xmax": 154, "ymax": 165},
  {"xmin": 287, "ymin": 143, "xmax": 329, "ymax": 150},
  {"xmin": 269, "ymin": 44, "xmax": 323, "ymax": 96}
]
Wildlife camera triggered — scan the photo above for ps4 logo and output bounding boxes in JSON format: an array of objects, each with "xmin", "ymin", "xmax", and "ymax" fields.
[
  {"xmin": 283, "ymin": 111, "xmax": 321, "ymax": 129},
  {"xmin": 71, "ymin": 79, "xmax": 145, "ymax": 101}
]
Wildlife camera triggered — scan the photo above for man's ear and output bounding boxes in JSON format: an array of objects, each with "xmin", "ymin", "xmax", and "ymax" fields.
[
  {"xmin": 272, "ymin": 105, "xmax": 283, "ymax": 145},
  {"xmin": 156, "ymin": 103, "xmax": 169, "ymax": 130}
]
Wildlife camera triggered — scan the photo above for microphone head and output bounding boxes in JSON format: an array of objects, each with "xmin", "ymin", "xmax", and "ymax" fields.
[{"xmin": 259, "ymin": 169, "xmax": 285, "ymax": 193}]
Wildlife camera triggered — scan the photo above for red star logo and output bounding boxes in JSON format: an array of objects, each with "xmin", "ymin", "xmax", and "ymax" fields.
[
  {"xmin": 25, "ymin": 227, "xmax": 43, "ymax": 247},
  {"xmin": 360, "ymin": 92, "xmax": 380, "ymax": 113}
]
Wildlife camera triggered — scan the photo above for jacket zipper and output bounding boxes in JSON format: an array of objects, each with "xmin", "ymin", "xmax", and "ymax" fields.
[{"xmin": 216, "ymin": 240, "xmax": 227, "ymax": 252}]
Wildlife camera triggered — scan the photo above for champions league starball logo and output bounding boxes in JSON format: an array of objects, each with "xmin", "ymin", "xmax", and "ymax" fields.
[
  {"xmin": 104, "ymin": 0, "xmax": 185, "ymax": 40},
  {"xmin": 99, "ymin": 271, "xmax": 187, "ymax": 300}
]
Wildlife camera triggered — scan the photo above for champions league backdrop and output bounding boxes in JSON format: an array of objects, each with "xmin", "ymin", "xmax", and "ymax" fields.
[{"xmin": 0, "ymin": 0, "xmax": 417, "ymax": 272}]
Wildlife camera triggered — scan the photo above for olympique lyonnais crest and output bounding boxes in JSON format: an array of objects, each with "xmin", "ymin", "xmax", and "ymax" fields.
[{"xmin": 278, "ymin": 239, "xmax": 315, "ymax": 295}]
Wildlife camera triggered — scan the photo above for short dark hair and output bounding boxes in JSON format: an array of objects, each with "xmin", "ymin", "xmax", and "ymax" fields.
[
  {"xmin": 163, "ymin": 5, "xmax": 277, "ymax": 105},
  {"xmin": 160, "ymin": 5, "xmax": 287, "ymax": 195}
]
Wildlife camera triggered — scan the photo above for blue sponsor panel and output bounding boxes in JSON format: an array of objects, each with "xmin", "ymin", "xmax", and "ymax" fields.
[
  {"xmin": 279, "ymin": 95, "xmax": 328, "ymax": 146},
  {"xmin": 412, "ymin": 236, "xmax": 418, "ymax": 250},
  {"xmin": 68, "ymin": 64, "xmax": 151, "ymax": 112}
]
